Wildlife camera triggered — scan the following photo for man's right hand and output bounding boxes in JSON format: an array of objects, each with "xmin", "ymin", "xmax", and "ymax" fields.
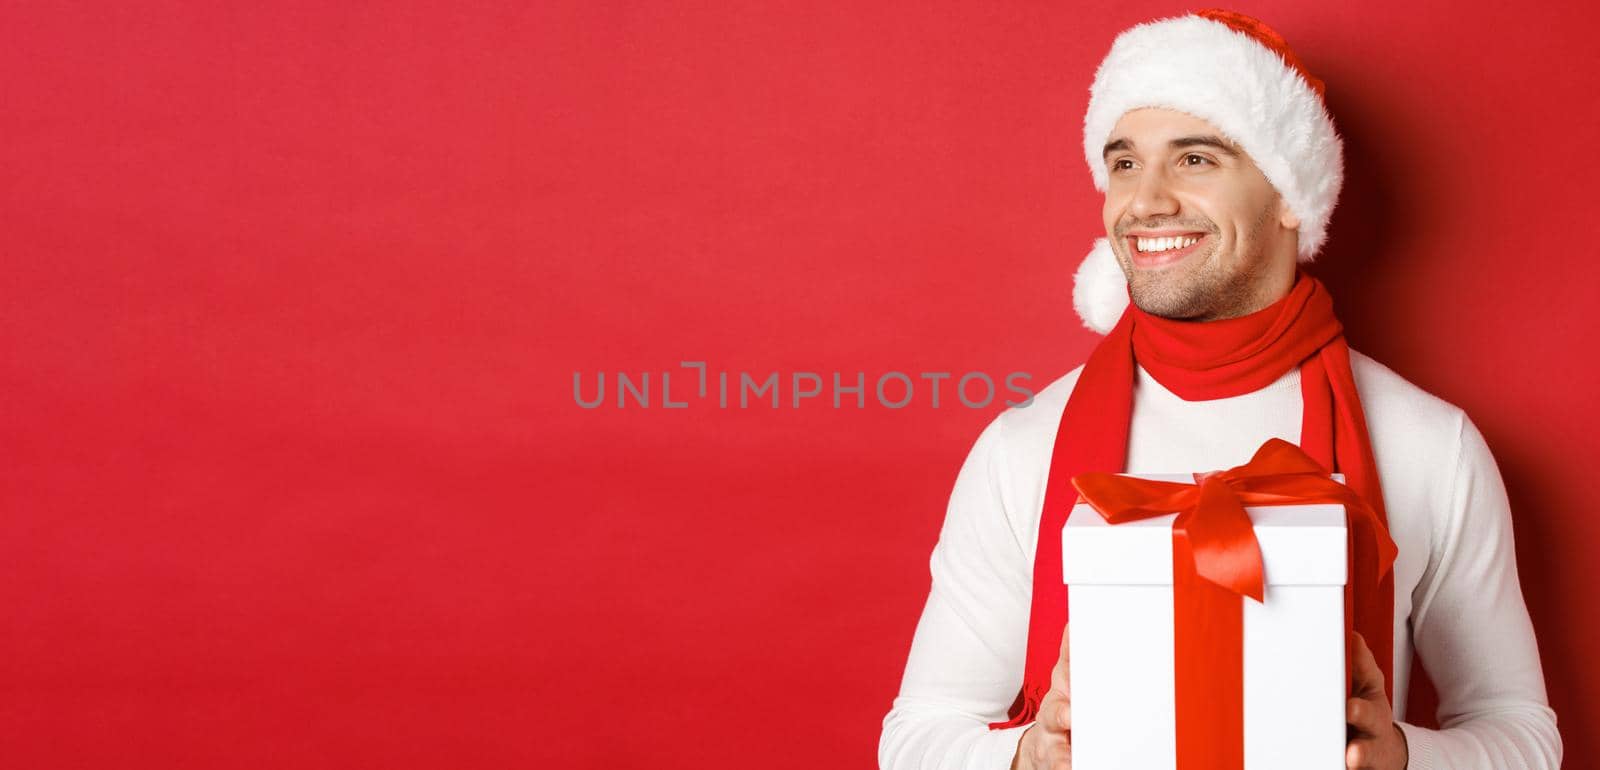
[{"xmin": 1011, "ymin": 624, "xmax": 1072, "ymax": 770}]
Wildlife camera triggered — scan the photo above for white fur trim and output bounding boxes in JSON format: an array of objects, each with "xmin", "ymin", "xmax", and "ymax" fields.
[
  {"xmin": 1082, "ymin": 14, "xmax": 1344, "ymax": 262},
  {"xmin": 1072, "ymin": 237, "xmax": 1128, "ymax": 335}
]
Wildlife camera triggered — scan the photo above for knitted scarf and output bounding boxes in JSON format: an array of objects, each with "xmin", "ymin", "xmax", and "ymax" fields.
[{"xmin": 990, "ymin": 266, "xmax": 1396, "ymax": 729}]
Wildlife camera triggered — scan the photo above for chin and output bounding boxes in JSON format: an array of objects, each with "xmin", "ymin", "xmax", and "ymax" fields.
[
  {"xmin": 1130, "ymin": 291, "xmax": 1200, "ymax": 320},
  {"xmin": 1127, "ymin": 266, "xmax": 1213, "ymax": 319}
]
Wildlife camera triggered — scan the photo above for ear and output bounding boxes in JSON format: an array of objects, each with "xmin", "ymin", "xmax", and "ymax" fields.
[{"xmin": 1278, "ymin": 196, "xmax": 1301, "ymax": 231}]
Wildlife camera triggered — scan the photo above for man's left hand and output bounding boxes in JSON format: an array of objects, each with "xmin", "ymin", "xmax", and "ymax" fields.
[{"xmin": 1345, "ymin": 630, "xmax": 1409, "ymax": 769}]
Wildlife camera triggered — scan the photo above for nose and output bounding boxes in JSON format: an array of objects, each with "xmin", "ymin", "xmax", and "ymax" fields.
[{"xmin": 1129, "ymin": 163, "xmax": 1179, "ymax": 220}]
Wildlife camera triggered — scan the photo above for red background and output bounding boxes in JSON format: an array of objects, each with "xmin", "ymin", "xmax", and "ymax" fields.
[{"xmin": 4, "ymin": 2, "xmax": 1596, "ymax": 767}]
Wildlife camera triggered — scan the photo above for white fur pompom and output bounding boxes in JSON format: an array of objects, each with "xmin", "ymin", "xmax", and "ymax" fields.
[{"xmin": 1071, "ymin": 237, "xmax": 1129, "ymax": 335}]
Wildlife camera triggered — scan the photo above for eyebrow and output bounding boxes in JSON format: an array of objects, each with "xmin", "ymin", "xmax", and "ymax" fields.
[{"xmin": 1102, "ymin": 135, "xmax": 1242, "ymax": 160}]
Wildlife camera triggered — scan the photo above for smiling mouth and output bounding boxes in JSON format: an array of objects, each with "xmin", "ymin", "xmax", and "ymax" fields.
[{"xmin": 1127, "ymin": 233, "xmax": 1207, "ymax": 270}]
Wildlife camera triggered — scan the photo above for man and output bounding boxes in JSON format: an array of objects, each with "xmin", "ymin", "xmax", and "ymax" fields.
[{"xmin": 878, "ymin": 10, "xmax": 1561, "ymax": 770}]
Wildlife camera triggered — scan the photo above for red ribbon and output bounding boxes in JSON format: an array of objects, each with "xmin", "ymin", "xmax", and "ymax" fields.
[{"xmin": 1069, "ymin": 437, "xmax": 1398, "ymax": 770}]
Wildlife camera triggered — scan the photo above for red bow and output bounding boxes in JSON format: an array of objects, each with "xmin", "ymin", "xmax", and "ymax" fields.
[
  {"xmin": 1067, "ymin": 437, "xmax": 1399, "ymax": 770},
  {"xmin": 1070, "ymin": 437, "xmax": 1398, "ymax": 600}
]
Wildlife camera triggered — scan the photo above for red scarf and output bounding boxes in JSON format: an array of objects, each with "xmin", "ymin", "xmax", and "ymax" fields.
[{"xmin": 990, "ymin": 266, "xmax": 1396, "ymax": 729}]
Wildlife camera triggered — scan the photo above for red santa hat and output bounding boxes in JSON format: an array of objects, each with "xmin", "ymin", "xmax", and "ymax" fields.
[{"xmin": 1073, "ymin": 9, "xmax": 1345, "ymax": 334}]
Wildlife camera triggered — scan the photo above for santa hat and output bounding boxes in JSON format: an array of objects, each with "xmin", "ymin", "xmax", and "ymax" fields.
[{"xmin": 1072, "ymin": 9, "xmax": 1345, "ymax": 334}]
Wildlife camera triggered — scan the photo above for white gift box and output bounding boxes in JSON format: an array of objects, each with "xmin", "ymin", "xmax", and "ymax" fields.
[{"xmin": 1062, "ymin": 472, "xmax": 1348, "ymax": 770}]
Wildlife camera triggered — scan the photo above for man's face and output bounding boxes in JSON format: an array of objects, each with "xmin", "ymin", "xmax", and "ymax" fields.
[{"xmin": 1101, "ymin": 107, "xmax": 1300, "ymax": 321}]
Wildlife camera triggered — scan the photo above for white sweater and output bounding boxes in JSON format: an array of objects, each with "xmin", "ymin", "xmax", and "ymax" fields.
[{"xmin": 879, "ymin": 348, "xmax": 1561, "ymax": 769}]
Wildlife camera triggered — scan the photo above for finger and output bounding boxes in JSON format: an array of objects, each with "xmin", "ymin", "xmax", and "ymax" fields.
[
  {"xmin": 1050, "ymin": 624, "xmax": 1071, "ymax": 691},
  {"xmin": 1037, "ymin": 690, "xmax": 1072, "ymax": 734},
  {"xmin": 1345, "ymin": 696, "xmax": 1383, "ymax": 737},
  {"xmin": 1348, "ymin": 631, "xmax": 1384, "ymax": 697},
  {"xmin": 1345, "ymin": 736, "xmax": 1374, "ymax": 769},
  {"xmin": 1038, "ymin": 695, "xmax": 1064, "ymax": 735}
]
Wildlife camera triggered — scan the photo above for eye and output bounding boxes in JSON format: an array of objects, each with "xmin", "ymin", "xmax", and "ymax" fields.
[
  {"xmin": 1111, "ymin": 158, "xmax": 1135, "ymax": 172},
  {"xmin": 1182, "ymin": 153, "xmax": 1214, "ymax": 167}
]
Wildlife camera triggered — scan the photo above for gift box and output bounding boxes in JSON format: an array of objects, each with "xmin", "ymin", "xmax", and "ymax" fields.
[{"xmin": 1062, "ymin": 471, "xmax": 1349, "ymax": 770}]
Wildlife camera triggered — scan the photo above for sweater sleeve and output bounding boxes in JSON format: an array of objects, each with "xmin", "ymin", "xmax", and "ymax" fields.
[
  {"xmin": 1394, "ymin": 412, "xmax": 1562, "ymax": 769},
  {"xmin": 879, "ymin": 414, "xmax": 1034, "ymax": 770}
]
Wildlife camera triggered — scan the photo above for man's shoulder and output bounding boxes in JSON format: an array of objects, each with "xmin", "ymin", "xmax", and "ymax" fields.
[
  {"xmin": 984, "ymin": 364, "xmax": 1084, "ymax": 454},
  {"xmin": 940, "ymin": 364, "xmax": 1086, "ymax": 483},
  {"xmin": 1347, "ymin": 347, "xmax": 1469, "ymax": 448}
]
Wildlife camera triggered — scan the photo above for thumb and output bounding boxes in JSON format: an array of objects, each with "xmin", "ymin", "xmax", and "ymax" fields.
[
  {"xmin": 1348, "ymin": 630, "xmax": 1383, "ymax": 697},
  {"xmin": 1051, "ymin": 623, "xmax": 1071, "ymax": 692}
]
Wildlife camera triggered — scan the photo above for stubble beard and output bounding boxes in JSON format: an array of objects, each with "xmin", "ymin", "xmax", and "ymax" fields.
[
  {"xmin": 1124, "ymin": 237, "xmax": 1227, "ymax": 321},
  {"xmin": 1118, "ymin": 203, "xmax": 1276, "ymax": 322},
  {"xmin": 1119, "ymin": 236, "xmax": 1260, "ymax": 322}
]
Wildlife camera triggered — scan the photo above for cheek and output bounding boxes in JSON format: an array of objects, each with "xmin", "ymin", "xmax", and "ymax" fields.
[
  {"xmin": 1217, "ymin": 190, "xmax": 1273, "ymax": 240},
  {"xmin": 1102, "ymin": 191, "xmax": 1128, "ymax": 229}
]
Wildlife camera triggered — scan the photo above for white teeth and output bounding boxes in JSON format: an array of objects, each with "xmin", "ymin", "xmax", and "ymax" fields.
[{"xmin": 1136, "ymin": 235, "xmax": 1200, "ymax": 252}]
